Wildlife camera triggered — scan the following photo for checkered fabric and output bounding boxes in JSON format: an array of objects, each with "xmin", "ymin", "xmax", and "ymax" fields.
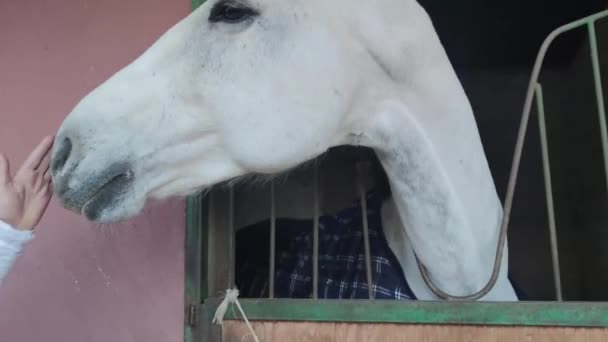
[{"xmin": 235, "ymin": 192, "xmax": 416, "ymax": 300}]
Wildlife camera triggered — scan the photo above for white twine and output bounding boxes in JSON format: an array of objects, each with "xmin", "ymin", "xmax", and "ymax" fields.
[{"xmin": 212, "ymin": 288, "xmax": 261, "ymax": 342}]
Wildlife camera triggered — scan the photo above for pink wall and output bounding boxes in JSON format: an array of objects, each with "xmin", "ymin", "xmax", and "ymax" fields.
[{"xmin": 0, "ymin": 1, "xmax": 190, "ymax": 341}]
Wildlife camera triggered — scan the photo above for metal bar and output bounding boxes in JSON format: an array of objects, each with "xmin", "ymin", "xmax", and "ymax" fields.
[
  {"xmin": 416, "ymin": 9, "xmax": 608, "ymax": 301},
  {"xmin": 357, "ymin": 162, "xmax": 374, "ymax": 299},
  {"xmin": 269, "ymin": 181, "xmax": 276, "ymax": 299},
  {"xmin": 228, "ymin": 185, "xmax": 236, "ymax": 288},
  {"xmin": 588, "ymin": 21, "xmax": 608, "ymax": 196},
  {"xmin": 535, "ymin": 84, "xmax": 563, "ymax": 301},
  {"xmin": 312, "ymin": 166, "xmax": 320, "ymax": 299},
  {"xmin": 206, "ymin": 190, "xmax": 217, "ymax": 294}
]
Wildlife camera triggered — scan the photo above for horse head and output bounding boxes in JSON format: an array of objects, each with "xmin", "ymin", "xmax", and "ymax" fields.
[{"xmin": 50, "ymin": 0, "xmax": 446, "ymax": 223}]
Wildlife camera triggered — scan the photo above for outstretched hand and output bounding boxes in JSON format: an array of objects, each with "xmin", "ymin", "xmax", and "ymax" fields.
[{"xmin": 0, "ymin": 136, "xmax": 54, "ymax": 231}]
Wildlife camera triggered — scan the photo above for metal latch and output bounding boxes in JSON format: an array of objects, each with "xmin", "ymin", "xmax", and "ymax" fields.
[{"xmin": 186, "ymin": 304, "xmax": 199, "ymax": 327}]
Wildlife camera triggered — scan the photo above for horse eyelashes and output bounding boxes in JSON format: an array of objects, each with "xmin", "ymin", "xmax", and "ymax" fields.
[{"xmin": 209, "ymin": 0, "xmax": 259, "ymax": 24}]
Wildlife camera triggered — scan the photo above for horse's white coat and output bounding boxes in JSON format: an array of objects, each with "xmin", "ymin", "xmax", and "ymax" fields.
[{"xmin": 51, "ymin": 0, "xmax": 516, "ymax": 300}]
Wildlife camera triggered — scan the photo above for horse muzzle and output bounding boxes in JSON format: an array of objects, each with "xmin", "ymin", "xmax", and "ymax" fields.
[{"xmin": 51, "ymin": 136, "xmax": 136, "ymax": 222}]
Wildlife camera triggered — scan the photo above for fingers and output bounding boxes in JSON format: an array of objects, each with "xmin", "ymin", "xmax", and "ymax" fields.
[
  {"xmin": 22, "ymin": 136, "xmax": 54, "ymax": 171},
  {"xmin": 40, "ymin": 179, "xmax": 53, "ymax": 199},
  {"xmin": 0, "ymin": 153, "xmax": 10, "ymax": 185},
  {"xmin": 32, "ymin": 156, "xmax": 52, "ymax": 191},
  {"xmin": 40, "ymin": 151, "xmax": 51, "ymax": 180},
  {"xmin": 43, "ymin": 163, "xmax": 52, "ymax": 181},
  {"xmin": 19, "ymin": 183, "xmax": 53, "ymax": 231}
]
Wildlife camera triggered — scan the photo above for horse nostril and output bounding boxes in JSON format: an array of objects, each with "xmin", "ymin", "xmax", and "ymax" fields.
[{"xmin": 51, "ymin": 137, "xmax": 73, "ymax": 175}]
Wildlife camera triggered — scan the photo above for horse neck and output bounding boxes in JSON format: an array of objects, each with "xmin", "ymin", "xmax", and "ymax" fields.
[{"xmin": 364, "ymin": 64, "xmax": 505, "ymax": 295}]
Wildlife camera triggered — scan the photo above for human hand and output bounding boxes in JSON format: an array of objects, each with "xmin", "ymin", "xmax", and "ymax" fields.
[{"xmin": 0, "ymin": 136, "xmax": 54, "ymax": 231}]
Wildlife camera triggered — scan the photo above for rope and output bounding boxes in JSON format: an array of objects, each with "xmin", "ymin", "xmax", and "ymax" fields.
[{"xmin": 212, "ymin": 288, "xmax": 261, "ymax": 342}]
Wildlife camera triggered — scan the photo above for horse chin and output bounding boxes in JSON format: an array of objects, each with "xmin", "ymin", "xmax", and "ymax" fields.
[
  {"xmin": 81, "ymin": 179, "xmax": 141, "ymax": 223},
  {"xmin": 83, "ymin": 196, "xmax": 143, "ymax": 224}
]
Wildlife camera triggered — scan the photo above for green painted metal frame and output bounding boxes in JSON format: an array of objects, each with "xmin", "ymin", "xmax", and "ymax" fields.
[
  {"xmin": 183, "ymin": 5, "xmax": 608, "ymax": 340},
  {"xmin": 202, "ymin": 299, "xmax": 608, "ymax": 328},
  {"xmin": 185, "ymin": 193, "xmax": 207, "ymax": 342}
]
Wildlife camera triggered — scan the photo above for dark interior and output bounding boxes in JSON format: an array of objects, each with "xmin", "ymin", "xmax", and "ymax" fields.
[{"xmin": 421, "ymin": 0, "xmax": 606, "ymax": 69}]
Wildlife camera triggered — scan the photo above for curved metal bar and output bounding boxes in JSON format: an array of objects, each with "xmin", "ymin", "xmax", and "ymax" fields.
[{"xmin": 415, "ymin": 10, "xmax": 608, "ymax": 301}]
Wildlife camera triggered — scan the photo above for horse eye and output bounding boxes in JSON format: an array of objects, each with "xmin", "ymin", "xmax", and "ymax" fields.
[{"xmin": 209, "ymin": 1, "xmax": 258, "ymax": 24}]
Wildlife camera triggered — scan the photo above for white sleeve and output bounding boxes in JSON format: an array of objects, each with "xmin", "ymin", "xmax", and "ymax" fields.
[{"xmin": 0, "ymin": 220, "xmax": 34, "ymax": 285}]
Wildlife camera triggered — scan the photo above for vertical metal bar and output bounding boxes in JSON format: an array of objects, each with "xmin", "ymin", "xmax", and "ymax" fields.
[
  {"xmin": 535, "ymin": 84, "xmax": 564, "ymax": 301},
  {"xmin": 356, "ymin": 162, "xmax": 374, "ymax": 299},
  {"xmin": 228, "ymin": 185, "xmax": 236, "ymax": 288},
  {"xmin": 269, "ymin": 181, "xmax": 276, "ymax": 299},
  {"xmin": 206, "ymin": 190, "xmax": 217, "ymax": 294},
  {"xmin": 312, "ymin": 165, "xmax": 320, "ymax": 299},
  {"xmin": 588, "ymin": 22, "xmax": 608, "ymax": 195}
]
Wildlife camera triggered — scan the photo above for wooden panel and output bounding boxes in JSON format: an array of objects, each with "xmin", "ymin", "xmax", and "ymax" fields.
[{"xmin": 222, "ymin": 321, "xmax": 608, "ymax": 342}]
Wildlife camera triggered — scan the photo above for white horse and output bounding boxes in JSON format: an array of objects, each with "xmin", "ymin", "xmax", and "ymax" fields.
[{"xmin": 50, "ymin": 0, "xmax": 517, "ymax": 301}]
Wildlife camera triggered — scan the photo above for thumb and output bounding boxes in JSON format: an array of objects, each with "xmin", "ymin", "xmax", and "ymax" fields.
[{"xmin": 0, "ymin": 154, "xmax": 10, "ymax": 185}]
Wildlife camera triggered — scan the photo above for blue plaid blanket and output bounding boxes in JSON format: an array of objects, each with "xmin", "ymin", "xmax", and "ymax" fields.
[
  {"xmin": 235, "ymin": 192, "xmax": 526, "ymax": 300},
  {"xmin": 236, "ymin": 192, "xmax": 416, "ymax": 299}
]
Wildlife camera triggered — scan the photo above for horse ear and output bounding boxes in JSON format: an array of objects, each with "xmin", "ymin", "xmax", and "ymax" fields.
[{"xmin": 355, "ymin": 0, "xmax": 448, "ymax": 85}]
